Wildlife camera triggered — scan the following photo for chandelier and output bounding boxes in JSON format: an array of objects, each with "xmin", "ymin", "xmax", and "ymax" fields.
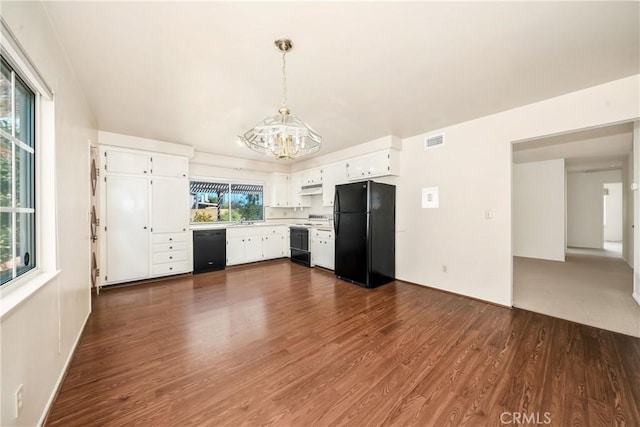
[{"xmin": 240, "ymin": 38, "xmax": 322, "ymax": 160}]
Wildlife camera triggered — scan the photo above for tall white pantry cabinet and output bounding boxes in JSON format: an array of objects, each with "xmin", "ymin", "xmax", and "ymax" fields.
[{"xmin": 98, "ymin": 146, "xmax": 192, "ymax": 287}]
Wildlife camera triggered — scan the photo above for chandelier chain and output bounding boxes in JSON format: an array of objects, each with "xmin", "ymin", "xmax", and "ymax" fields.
[{"xmin": 281, "ymin": 50, "xmax": 287, "ymax": 108}]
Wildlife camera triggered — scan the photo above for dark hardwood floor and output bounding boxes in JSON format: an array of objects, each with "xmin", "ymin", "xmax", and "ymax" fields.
[{"xmin": 46, "ymin": 259, "xmax": 640, "ymax": 426}]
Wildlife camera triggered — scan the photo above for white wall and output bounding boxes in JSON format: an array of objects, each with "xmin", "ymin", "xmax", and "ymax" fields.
[
  {"xmin": 0, "ymin": 2, "xmax": 97, "ymax": 426},
  {"xmin": 567, "ymin": 170, "xmax": 622, "ymax": 248},
  {"xmin": 604, "ymin": 182, "xmax": 623, "ymax": 241},
  {"xmin": 633, "ymin": 121, "xmax": 640, "ymax": 305},
  {"xmin": 622, "ymin": 154, "xmax": 634, "ymax": 265},
  {"xmin": 397, "ymin": 75, "xmax": 638, "ymax": 306},
  {"xmin": 513, "ymin": 159, "xmax": 566, "ymax": 261}
]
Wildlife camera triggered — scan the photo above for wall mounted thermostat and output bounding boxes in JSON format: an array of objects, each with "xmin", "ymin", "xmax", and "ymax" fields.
[{"xmin": 422, "ymin": 187, "xmax": 439, "ymax": 208}]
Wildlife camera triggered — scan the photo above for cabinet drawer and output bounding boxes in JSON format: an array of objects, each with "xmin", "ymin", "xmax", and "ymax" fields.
[
  {"xmin": 151, "ymin": 260, "xmax": 188, "ymax": 276},
  {"xmin": 153, "ymin": 241, "xmax": 187, "ymax": 253},
  {"xmin": 312, "ymin": 229, "xmax": 334, "ymax": 240},
  {"xmin": 152, "ymin": 250, "xmax": 187, "ymax": 264},
  {"xmin": 152, "ymin": 232, "xmax": 188, "ymax": 244}
]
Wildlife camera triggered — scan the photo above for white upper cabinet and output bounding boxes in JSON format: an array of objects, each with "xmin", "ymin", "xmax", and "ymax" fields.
[
  {"xmin": 151, "ymin": 154, "xmax": 188, "ymax": 178},
  {"xmin": 322, "ymin": 161, "xmax": 348, "ymax": 207},
  {"xmin": 269, "ymin": 172, "xmax": 290, "ymax": 207},
  {"xmin": 289, "ymin": 171, "xmax": 312, "ymax": 208},
  {"xmin": 346, "ymin": 149, "xmax": 400, "ymax": 181},
  {"xmin": 301, "ymin": 168, "xmax": 322, "ymax": 186},
  {"xmin": 104, "ymin": 149, "xmax": 150, "ymax": 175},
  {"xmin": 151, "ymin": 177, "xmax": 189, "ymax": 233}
]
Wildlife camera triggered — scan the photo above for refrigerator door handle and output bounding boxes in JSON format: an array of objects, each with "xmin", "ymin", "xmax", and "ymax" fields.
[
  {"xmin": 334, "ymin": 213, "xmax": 340, "ymax": 235},
  {"xmin": 334, "ymin": 188, "xmax": 340, "ymax": 212}
]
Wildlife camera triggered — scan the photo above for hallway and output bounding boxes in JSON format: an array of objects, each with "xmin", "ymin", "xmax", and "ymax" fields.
[{"xmin": 513, "ymin": 250, "xmax": 640, "ymax": 337}]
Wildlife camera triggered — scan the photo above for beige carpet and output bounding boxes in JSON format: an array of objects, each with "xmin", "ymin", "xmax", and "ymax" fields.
[{"xmin": 513, "ymin": 250, "xmax": 640, "ymax": 337}]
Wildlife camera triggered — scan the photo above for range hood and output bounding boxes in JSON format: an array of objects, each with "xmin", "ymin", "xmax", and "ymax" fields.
[{"xmin": 299, "ymin": 183, "xmax": 323, "ymax": 195}]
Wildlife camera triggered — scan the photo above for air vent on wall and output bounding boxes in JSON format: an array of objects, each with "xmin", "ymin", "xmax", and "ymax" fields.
[{"xmin": 424, "ymin": 133, "xmax": 445, "ymax": 150}]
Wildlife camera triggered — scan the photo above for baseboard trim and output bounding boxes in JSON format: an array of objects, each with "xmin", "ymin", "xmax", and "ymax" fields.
[
  {"xmin": 38, "ymin": 309, "xmax": 91, "ymax": 426},
  {"xmin": 633, "ymin": 292, "xmax": 640, "ymax": 306},
  {"xmin": 395, "ymin": 279, "xmax": 512, "ymax": 309}
]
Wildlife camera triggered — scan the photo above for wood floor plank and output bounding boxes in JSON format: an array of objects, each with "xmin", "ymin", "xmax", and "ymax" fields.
[{"xmin": 45, "ymin": 259, "xmax": 640, "ymax": 426}]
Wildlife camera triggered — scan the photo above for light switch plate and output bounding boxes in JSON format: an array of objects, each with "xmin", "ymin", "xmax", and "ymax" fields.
[{"xmin": 422, "ymin": 187, "xmax": 439, "ymax": 208}]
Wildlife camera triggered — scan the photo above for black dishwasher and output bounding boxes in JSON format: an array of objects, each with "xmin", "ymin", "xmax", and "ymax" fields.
[{"xmin": 193, "ymin": 229, "xmax": 226, "ymax": 274}]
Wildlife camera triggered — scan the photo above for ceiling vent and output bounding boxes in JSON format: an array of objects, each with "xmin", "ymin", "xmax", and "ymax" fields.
[{"xmin": 424, "ymin": 133, "xmax": 445, "ymax": 150}]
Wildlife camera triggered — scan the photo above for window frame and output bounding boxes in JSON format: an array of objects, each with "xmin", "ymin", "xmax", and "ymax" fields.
[
  {"xmin": 189, "ymin": 176, "xmax": 265, "ymax": 225},
  {"xmin": 1, "ymin": 55, "xmax": 37, "ymax": 287},
  {"xmin": 0, "ymin": 17, "xmax": 58, "ymax": 316}
]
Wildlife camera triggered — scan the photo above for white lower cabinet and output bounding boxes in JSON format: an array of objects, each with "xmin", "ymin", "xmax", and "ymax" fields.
[
  {"xmin": 263, "ymin": 234, "xmax": 285, "ymax": 259},
  {"xmin": 150, "ymin": 232, "xmax": 190, "ymax": 278},
  {"xmin": 311, "ymin": 229, "xmax": 335, "ymax": 270},
  {"xmin": 226, "ymin": 226, "xmax": 288, "ymax": 266}
]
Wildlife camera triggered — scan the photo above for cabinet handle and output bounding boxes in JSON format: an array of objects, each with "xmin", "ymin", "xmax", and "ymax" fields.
[
  {"xmin": 169, "ymin": 267, "xmax": 173, "ymax": 270},
  {"xmin": 169, "ymin": 256, "xmax": 173, "ymax": 259},
  {"xmin": 144, "ymin": 170, "xmax": 147, "ymax": 174},
  {"xmin": 143, "ymin": 226, "xmax": 147, "ymax": 229},
  {"xmin": 169, "ymin": 246, "xmax": 172, "ymax": 249},
  {"xmin": 169, "ymin": 238, "xmax": 173, "ymax": 241}
]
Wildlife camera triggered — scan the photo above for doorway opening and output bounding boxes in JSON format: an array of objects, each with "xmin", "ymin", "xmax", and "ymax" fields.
[{"xmin": 512, "ymin": 122, "xmax": 639, "ymax": 337}]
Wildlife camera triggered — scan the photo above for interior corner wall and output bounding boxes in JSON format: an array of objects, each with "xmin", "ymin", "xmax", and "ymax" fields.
[
  {"xmin": 397, "ymin": 74, "xmax": 639, "ymax": 307},
  {"xmin": 567, "ymin": 169, "xmax": 623, "ymax": 249},
  {"xmin": 633, "ymin": 121, "xmax": 640, "ymax": 305},
  {"xmin": 513, "ymin": 159, "xmax": 566, "ymax": 261},
  {"xmin": 0, "ymin": 2, "xmax": 97, "ymax": 426}
]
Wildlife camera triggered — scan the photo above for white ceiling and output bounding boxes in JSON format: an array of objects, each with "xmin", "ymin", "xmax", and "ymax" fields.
[
  {"xmin": 512, "ymin": 122, "xmax": 634, "ymax": 172},
  {"xmin": 42, "ymin": 1, "xmax": 640, "ymax": 162}
]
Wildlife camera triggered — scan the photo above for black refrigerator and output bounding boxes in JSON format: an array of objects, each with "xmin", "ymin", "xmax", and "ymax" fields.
[{"xmin": 333, "ymin": 181, "xmax": 395, "ymax": 288}]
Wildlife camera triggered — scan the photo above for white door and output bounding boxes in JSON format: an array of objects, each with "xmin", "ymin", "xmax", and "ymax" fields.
[
  {"xmin": 151, "ymin": 177, "xmax": 189, "ymax": 233},
  {"xmin": 311, "ymin": 238, "xmax": 321, "ymax": 266},
  {"xmin": 105, "ymin": 175, "xmax": 149, "ymax": 282},
  {"xmin": 269, "ymin": 173, "xmax": 290, "ymax": 207},
  {"xmin": 263, "ymin": 235, "xmax": 283, "ymax": 259},
  {"xmin": 245, "ymin": 236, "xmax": 263, "ymax": 262},
  {"xmin": 226, "ymin": 237, "xmax": 245, "ymax": 265},
  {"xmin": 290, "ymin": 172, "xmax": 311, "ymax": 207},
  {"xmin": 322, "ymin": 162, "xmax": 347, "ymax": 207},
  {"xmin": 152, "ymin": 155, "xmax": 188, "ymax": 178},
  {"xmin": 105, "ymin": 150, "xmax": 149, "ymax": 175},
  {"xmin": 325, "ymin": 239, "xmax": 335, "ymax": 270}
]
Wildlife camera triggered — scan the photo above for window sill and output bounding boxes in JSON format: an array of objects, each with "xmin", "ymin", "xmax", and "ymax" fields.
[{"xmin": 0, "ymin": 269, "xmax": 61, "ymax": 319}]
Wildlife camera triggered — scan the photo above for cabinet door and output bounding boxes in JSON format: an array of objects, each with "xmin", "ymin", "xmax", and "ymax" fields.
[
  {"xmin": 105, "ymin": 150, "xmax": 149, "ymax": 175},
  {"xmin": 226, "ymin": 237, "xmax": 245, "ymax": 266},
  {"xmin": 151, "ymin": 177, "xmax": 189, "ymax": 233},
  {"xmin": 322, "ymin": 162, "xmax": 348, "ymax": 207},
  {"xmin": 152, "ymin": 155, "xmax": 188, "ymax": 178},
  {"xmin": 269, "ymin": 173, "xmax": 290, "ymax": 207},
  {"xmin": 311, "ymin": 238, "xmax": 321, "ymax": 266},
  {"xmin": 245, "ymin": 236, "xmax": 263, "ymax": 262},
  {"xmin": 105, "ymin": 175, "xmax": 149, "ymax": 282},
  {"xmin": 301, "ymin": 169, "xmax": 322, "ymax": 185},
  {"xmin": 290, "ymin": 172, "xmax": 311, "ymax": 208},
  {"xmin": 347, "ymin": 151, "xmax": 390, "ymax": 180},
  {"xmin": 325, "ymin": 239, "xmax": 335, "ymax": 270},
  {"xmin": 263, "ymin": 235, "xmax": 284, "ymax": 259}
]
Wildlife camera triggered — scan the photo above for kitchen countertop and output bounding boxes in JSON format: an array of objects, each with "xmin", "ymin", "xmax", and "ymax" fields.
[{"xmin": 190, "ymin": 222, "xmax": 333, "ymax": 231}]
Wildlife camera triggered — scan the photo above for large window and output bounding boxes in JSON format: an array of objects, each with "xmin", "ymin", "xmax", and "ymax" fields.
[
  {"xmin": 0, "ymin": 57, "xmax": 36, "ymax": 286},
  {"xmin": 190, "ymin": 180, "xmax": 264, "ymax": 223}
]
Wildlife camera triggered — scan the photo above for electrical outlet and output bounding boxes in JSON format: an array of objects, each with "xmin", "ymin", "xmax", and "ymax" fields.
[
  {"xmin": 15, "ymin": 384, "xmax": 23, "ymax": 418},
  {"xmin": 442, "ymin": 265, "xmax": 447, "ymax": 273}
]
